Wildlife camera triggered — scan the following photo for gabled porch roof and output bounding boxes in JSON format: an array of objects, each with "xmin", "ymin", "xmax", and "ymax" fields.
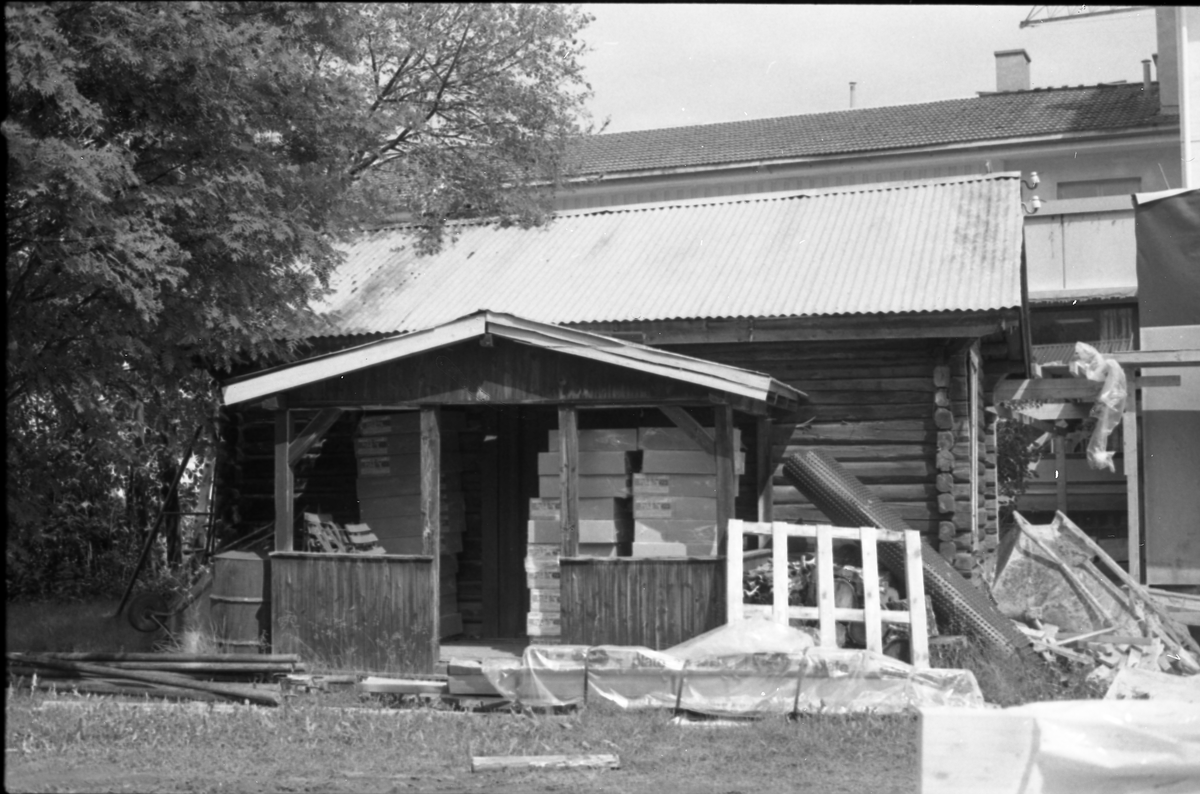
[{"xmin": 222, "ymin": 311, "xmax": 807, "ymax": 414}]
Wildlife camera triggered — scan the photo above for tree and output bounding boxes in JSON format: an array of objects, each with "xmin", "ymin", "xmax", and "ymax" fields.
[{"xmin": 5, "ymin": 2, "xmax": 595, "ymax": 580}]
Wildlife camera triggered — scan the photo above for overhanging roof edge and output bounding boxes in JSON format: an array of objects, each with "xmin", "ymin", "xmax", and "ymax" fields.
[{"xmin": 221, "ymin": 311, "xmax": 806, "ymax": 409}]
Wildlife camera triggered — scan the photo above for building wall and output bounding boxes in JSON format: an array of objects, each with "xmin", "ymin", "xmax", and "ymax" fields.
[{"xmin": 668, "ymin": 337, "xmax": 995, "ymax": 579}]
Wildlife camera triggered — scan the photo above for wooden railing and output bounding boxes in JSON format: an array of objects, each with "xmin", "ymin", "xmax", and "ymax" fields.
[{"xmin": 726, "ymin": 520, "xmax": 929, "ymax": 669}]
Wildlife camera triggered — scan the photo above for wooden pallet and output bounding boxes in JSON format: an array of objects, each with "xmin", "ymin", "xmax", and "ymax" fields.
[
  {"xmin": 303, "ymin": 513, "xmax": 386, "ymax": 555},
  {"xmin": 727, "ymin": 520, "xmax": 930, "ymax": 669}
]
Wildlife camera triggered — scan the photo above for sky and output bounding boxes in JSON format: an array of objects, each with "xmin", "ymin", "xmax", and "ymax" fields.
[{"xmin": 578, "ymin": 4, "xmax": 1161, "ymax": 134}]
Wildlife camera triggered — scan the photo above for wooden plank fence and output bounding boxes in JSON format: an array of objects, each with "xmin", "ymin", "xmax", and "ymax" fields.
[{"xmin": 726, "ymin": 519, "xmax": 929, "ymax": 669}]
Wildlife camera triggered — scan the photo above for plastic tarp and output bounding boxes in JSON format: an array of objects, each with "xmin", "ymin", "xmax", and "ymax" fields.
[
  {"xmin": 921, "ymin": 699, "xmax": 1200, "ymax": 794},
  {"xmin": 482, "ymin": 619, "xmax": 983, "ymax": 715}
]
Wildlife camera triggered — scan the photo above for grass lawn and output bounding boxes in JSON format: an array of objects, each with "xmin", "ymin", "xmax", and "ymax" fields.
[
  {"xmin": 4, "ymin": 692, "xmax": 920, "ymax": 794},
  {"xmin": 6, "ymin": 599, "xmax": 1101, "ymax": 793}
]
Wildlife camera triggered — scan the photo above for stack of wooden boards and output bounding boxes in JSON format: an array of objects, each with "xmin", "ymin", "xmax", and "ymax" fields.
[
  {"xmin": 7, "ymin": 652, "xmax": 300, "ymax": 706},
  {"xmin": 302, "ymin": 512, "xmax": 385, "ymax": 554},
  {"xmin": 353, "ymin": 412, "xmax": 464, "ymax": 639}
]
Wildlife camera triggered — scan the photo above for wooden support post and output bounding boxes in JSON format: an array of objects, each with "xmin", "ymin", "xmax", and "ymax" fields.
[
  {"xmin": 420, "ymin": 406, "xmax": 441, "ymax": 657},
  {"xmin": 558, "ymin": 405, "xmax": 580, "ymax": 557},
  {"xmin": 274, "ymin": 407, "xmax": 294, "ymax": 553},
  {"xmin": 1123, "ymin": 408, "xmax": 1141, "ymax": 584},
  {"xmin": 771, "ymin": 522, "xmax": 789, "ymax": 625},
  {"xmin": 905, "ymin": 530, "xmax": 930, "ymax": 669},
  {"xmin": 726, "ymin": 519, "xmax": 744, "ymax": 624},
  {"xmin": 1054, "ymin": 435, "xmax": 1068, "ymax": 514},
  {"xmin": 860, "ymin": 527, "xmax": 883, "ymax": 654},
  {"xmin": 756, "ymin": 417, "xmax": 773, "ymax": 529},
  {"xmin": 816, "ymin": 524, "xmax": 837, "ymax": 648},
  {"xmin": 714, "ymin": 404, "xmax": 736, "ymax": 557}
]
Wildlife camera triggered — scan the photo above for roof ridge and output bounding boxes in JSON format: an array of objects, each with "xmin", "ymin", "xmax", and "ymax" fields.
[
  {"xmin": 358, "ymin": 172, "xmax": 1022, "ymax": 235},
  {"xmin": 585, "ymin": 82, "xmax": 1155, "ymax": 139},
  {"xmin": 556, "ymin": 171, "xmax": 1022, "ymax": 217}
]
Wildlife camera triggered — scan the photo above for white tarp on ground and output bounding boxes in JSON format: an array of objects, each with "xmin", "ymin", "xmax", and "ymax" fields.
[
  {"xmin": 920, "ymin": 699, "xmax": 1200, "ymax": 794},
  {"xmin": 482, "ymin": 619, "xmax": 983, "ymax": 715}
]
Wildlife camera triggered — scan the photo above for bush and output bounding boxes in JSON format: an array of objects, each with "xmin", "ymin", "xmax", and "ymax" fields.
[{"xmin": 932, "ymin": 640, "xmax": 1104, "ymax": 706}]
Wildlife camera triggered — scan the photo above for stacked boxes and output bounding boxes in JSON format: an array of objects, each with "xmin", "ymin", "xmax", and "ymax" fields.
[
  {"xmin": 632, "ymin": 426, "xmax": 742, "ymax": 558},
  {"xmin": 526, "ymin": 429, "xmax": 637, "ymax": 639},
  {"xmin": 354, "ymin": 412, "xmax": 465, "ymax": 638}
]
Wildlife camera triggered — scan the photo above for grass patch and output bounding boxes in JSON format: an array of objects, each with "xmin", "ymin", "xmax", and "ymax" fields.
[
  {"xmin": 5, "ymin": 689, "xmax": 920, "ymax": 794},
  {"xmin": 5, "ymin": 600, "xmax": 163, "ymax": 655}
]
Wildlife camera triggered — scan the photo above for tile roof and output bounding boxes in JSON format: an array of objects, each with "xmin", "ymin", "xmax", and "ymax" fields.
[
  {"xmin": 571, "ymin": 84, "xmax": 1174, "ymax": 175},
  {"xmin": 310, "ymin": 173, "xmax": 1024, "ymax": 338}
]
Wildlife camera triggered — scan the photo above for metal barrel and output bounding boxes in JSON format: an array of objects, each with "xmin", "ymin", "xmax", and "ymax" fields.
[{"xmin": 210, "ymin": 551, "xmax": 271, "ymax": 653}]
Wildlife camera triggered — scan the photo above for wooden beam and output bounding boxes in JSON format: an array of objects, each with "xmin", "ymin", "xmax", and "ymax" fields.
[
  {"xmin": 659, "ymin": 406, "xmax": 715, "ymax": 456},
  {"xmin": 274, "ymin": 409, "xmax": 294, "ymax": 553},
  {"xmin": 558, "ymin": 405, "xmax": 580, "ymax": 557},
  {"xmin": 756, "ymin": 417, "xmax": 773, "ymax": 525},
  {"xmin": 714, "ymin": 404, "xmax": 736, "ymax": 557},
  {"xmin": 1123, "ymin": 407, "xmax": 1141, "ymax": 585},
  {"xmin": 995, "ymin": 375, "xmax": 1181, "ymax": 403},
  {"xmin": 471, "ymin": 755, "xmax": 620, "ymax": 772},
  {"xmin": 726, "ymin": 520, "xmax": 745, "ymax": 624},
  {"xmin": 287, "ymin": 408, "xmax": 345, "ymax": 467},
  {"xmin": 420, "ymin": 406, "xmax": 441, "ymax": 659},
  {"xmin": 480, "ymin": 411, "xmax": 500, "ymax": 637},
  {"xmin": 1054, "ymin": 435, "xmax": 1068, "ymax": 514},
  {"xmin": 816, "ymin": 525, "xmax": 836, "ymax": 648},
  {"xmin": 1110, "ymin": 349, "xmax": 1200, "ymax": 367}
]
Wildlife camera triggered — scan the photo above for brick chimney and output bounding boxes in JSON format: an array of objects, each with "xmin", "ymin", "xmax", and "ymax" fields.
[{"xmin": 995, "ymin": 49, "xmax": 1031, "ymax": 92}]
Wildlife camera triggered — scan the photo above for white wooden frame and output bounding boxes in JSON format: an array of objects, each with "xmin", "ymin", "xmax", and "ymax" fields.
[{"xmin": 727, "ymin": 519, "xmax": 930, "ymax": 669}]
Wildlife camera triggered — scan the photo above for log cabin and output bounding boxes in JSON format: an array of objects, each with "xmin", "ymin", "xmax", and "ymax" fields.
[{"xmin": 213, "ymin": 172, "xmax": 1029, "ymax": 673}]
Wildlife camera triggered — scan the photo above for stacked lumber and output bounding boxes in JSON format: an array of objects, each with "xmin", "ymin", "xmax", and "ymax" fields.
[
  {"xmin": 6, "ymin": 653, "xmax": 300, "ymax": 705},
  {"xmin": 632, "ymin": 426, "xmax": 742, "ymax": 558},
  {"xmin": 354, "ymin": 412, "xmax": 464, "ymax": 639}
]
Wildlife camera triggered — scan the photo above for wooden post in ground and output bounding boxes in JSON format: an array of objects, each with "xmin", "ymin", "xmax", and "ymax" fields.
[
  {"xmin": 274, "ymin": 406, "xmax": 294, "ymax": 553},
  {"xmin": 714, "ymin": 404, "xmax": 735, "ymax": 558},
  {"xmin": 756, "ymin": 418, "xmax": 773, "ymax": 550},
  {"xmin": 1123, "ymin": 407, "xmax": 1141, "ymax": 583},
  {"xmin": 420, "ymin": 406, "xmax": 442, "ymax": 657},
  {"xmin": 558, "ymin": 405, "xmax": 580, "ymax": 558}
]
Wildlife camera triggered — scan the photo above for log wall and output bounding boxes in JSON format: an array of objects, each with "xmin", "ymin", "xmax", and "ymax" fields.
[{"xmin": 667, "ymin": 338, "xmax": 993, "ymax": 579}]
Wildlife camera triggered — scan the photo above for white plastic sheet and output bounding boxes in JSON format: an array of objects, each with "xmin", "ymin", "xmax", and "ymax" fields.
[
  {"xmin": 482, "ymin": 619, "xmax": 983, "ymax": 714},
  {"xmin": 921, "ymin": 699, "xmax": 1200, "ymax": 794}
]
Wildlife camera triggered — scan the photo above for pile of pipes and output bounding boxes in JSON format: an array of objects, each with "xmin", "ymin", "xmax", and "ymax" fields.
[
  {"xmin": 991, "ymin": 511, "xmax": 1200, "ymax": 681},
  {"xmin": 6, "ymin": 653, "xmax": 304, "ymax": 706}
]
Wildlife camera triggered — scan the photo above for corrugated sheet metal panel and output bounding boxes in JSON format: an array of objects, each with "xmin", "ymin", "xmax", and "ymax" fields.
[{"xmin": 314, "ymin": 173, "xmax": 1024, "ymax": 337}]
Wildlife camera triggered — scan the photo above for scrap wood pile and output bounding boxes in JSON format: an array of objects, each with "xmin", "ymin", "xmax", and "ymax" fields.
[
  {"xmin": 991, "ymin": 511, "xmax": 1200, "ymax": 681},
  {"xmin": 6, "ymin": 653, "xmax": 306, "ymax": 706}
]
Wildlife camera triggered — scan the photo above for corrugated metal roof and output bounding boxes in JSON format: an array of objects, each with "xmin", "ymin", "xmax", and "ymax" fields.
[
  {"xmin": 313, "ymin": 173, "xmax": 1024, "ymax": 338},
  {"xmin": 571, "ymin": 84, "xmax": 1172, "ymax": 175}
]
